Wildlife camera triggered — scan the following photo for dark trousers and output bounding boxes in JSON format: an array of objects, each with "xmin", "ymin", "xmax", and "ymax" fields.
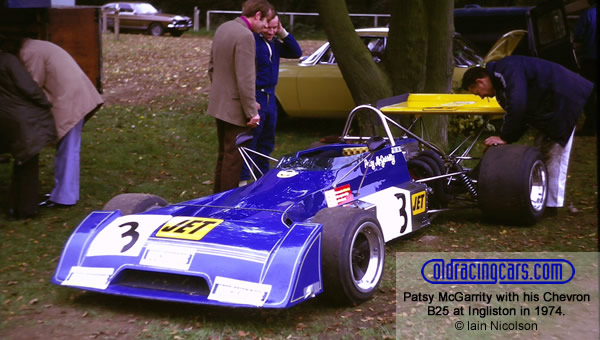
[
  {"xmin": 214, "ymin": 119, "xmax": 248, "ymax": 193},
  {"xmin": 240, "ymin": 91, "xmax": 277, "ymax": 180},
  {"xmin": 9, "ymin": 154, "xmax": 40, "ymax": 218},
  {"xmin": 580, "ymin": 59, "xmax": 597, "ymax": 135}
]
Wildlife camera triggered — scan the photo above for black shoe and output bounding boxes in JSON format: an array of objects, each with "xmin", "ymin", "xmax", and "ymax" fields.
[
  {"xmin": 544, "ymin": 207, "xmax": 558, "ymax": 217},
  {"xmin": 39, "ymin": 199, "xmax": 72, "ymax": 208}
]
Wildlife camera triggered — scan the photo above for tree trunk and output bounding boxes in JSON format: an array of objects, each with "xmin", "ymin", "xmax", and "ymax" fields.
[
  {"xmin": 424, "ymin": 1, "xmax": 454, "ymax": 93},
  {"xmin": 317, "ymin": 0, "xmax": 454, "ymax": 149},
  {"xmin": 385, "ymin": 1, "xmax": 427, "ymax": 95},
  {"xmin": 420, "ymin": 0, "xmax": 455, "ymax": 149},
  {"xmin": 316, "ymin": 0, "xmax": 392, "ymax": 106}
]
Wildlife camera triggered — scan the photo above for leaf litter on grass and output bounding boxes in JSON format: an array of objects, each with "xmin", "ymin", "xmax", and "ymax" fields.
[{"xmin": 0, "ymin": 33, "xmax": 597, "ymax": 340}]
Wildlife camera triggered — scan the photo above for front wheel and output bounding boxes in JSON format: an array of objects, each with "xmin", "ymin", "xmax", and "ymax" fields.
[
  {"xmin": 478, "ymin": 144, "xmax": 548, "ymax": 225},
  {"xmin": 103, "ymin": 193, "xmax": 168, "ymax": 215},
  {"xmin": 312, "ymin": 207, "xmax": 385, "ymax": 305}
]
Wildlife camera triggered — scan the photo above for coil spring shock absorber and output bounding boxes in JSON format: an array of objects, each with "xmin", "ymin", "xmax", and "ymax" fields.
[{"xmin": 458, "ymin": 172, "xmax": 478, "ymax": 199}]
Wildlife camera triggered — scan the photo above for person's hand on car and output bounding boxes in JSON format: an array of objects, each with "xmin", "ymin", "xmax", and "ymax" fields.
[{"xmin": 484, "ymin": 136, "xmax": 506, "ymax": 146}]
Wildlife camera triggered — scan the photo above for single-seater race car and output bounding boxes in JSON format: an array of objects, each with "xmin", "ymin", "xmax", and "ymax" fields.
[{"xmin": 52, "ymin": 94, "xmax": 548, "ymax": 308}]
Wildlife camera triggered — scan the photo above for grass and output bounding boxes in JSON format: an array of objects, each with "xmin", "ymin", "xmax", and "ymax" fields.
[{"xmin": 0, "ymin": 33, "xmax": 597, "ymax": 339}]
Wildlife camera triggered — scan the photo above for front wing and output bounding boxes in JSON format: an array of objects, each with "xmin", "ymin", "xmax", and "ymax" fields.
[{"xmin": 52, "ymin": 210, "xmax": 323, "ymax": 308}]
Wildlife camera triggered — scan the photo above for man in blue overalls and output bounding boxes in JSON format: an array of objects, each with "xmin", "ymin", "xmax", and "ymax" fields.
[{"xmin": 240, "ymin": 13, "xmax": 302, "ymax": 185}]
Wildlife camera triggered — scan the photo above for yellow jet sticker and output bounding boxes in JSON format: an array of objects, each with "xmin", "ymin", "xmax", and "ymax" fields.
[
  {"xmin": 411, "ymin": 191, "xmax": 426, "ymax": 215},
  {"xmin": 156, "ymin": 217, "xmax": 223, "ymax": 241}
]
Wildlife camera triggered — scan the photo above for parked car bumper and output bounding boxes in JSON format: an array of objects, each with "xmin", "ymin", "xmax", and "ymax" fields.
[{"xmin": 168, "ymin": 22, "xmax": 192, "ymax": 31}]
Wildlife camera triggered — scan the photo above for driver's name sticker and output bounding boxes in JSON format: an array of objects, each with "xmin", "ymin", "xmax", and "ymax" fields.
[
  {"xmin": 86, "ymin": 215, "xmax": 172, "ymax": 257},
  {"xmin": 364, "ymin": 154, "xmax": 396, "ymax": 170},
  {"xmin": 155, "ymin": 217, "xmax": 223, "ymax": 241}
]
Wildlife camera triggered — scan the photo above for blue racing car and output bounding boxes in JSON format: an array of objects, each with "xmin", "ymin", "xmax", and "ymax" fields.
[{"xmin": 52, "ymin": 95, "xmax": 548, "ymax": 308}]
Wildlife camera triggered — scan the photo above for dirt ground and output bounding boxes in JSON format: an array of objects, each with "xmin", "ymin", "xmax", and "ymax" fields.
[{"xmin": 100, "ymin": 34, "xmax": 325, "ymax": 110}]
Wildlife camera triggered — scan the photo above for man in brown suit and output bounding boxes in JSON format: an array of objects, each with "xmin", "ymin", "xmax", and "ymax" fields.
[{"xmin": 207, "ymin": 0, "xmax": 274, "ymax": 193}]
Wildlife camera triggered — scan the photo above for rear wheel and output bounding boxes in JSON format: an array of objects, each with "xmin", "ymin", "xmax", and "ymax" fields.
[
  {"xmin": 312, "ymin": 207, "xmax": 385, "ymax": 305},
  {"xmin": 478, "ymin": 144, "xmax": 547, "ymax": 225},
  {"xmin": 103, "ymin": 193, "xmax": 168, "ymax": 215},
  {"xmin": 407, "ymin": 152, "xmax": 453, "ymax": 207}
]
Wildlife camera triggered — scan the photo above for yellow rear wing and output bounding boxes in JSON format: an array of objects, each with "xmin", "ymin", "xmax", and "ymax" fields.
[{"xmin": 379, "ymin": 93, "xmax": 505, "ymax": 117}]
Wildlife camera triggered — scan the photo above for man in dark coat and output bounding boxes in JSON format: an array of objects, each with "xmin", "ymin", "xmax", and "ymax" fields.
[
  {"xmin": 461, "ymin": 55, "xmax": 594, "ymax": 211},
  {"xmin": 0, "ymin": 50, "xmax": 56, "ymax": 218}
]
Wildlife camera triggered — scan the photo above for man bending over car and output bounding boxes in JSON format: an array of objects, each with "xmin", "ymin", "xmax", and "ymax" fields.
[{"xmin": 461, "ymin": 56, "xmax": 594, "ymax": 214}]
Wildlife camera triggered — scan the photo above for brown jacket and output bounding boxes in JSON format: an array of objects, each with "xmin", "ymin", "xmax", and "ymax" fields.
[
  {"xmin": 20, "ymin": 39, "xmax": 104, "ymax": 140},
  {"xmin": 207, "ymin": 17, "xmax": 258, "ymax": 126}
]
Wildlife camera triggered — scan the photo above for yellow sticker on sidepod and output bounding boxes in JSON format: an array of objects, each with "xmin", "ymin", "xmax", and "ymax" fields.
[
  {"xmin": 156, "ymin": 217, "xmax": 223, "ymax": 241},
  {"xmin": 411, "ymin": 191, "xmax": 426, "ymax": 215}
]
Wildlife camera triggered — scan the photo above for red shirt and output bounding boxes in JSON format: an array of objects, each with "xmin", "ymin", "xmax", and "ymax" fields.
[{"xmin": 240, "ymin": 16, "xmax": 252, "ymax": 31}]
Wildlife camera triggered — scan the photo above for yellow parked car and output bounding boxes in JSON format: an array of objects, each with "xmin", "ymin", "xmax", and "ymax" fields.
[{"xmin": 276, "ymin": 28, "xmax": 525, "ymax": 118}]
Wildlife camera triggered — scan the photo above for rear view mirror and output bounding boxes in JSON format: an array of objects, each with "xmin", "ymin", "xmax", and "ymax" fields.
[{"xmin": 235, "ymin": 132, "xmax": 254, "ymax": 146}]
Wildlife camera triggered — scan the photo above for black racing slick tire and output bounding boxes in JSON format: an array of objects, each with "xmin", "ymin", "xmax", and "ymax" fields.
[
  {"xmin": 407, "ymin": 157, "xmax": 452, "ymax": 207},
  {"xmin": 103, "ymin": 193, "xmax": 168, "ymax": 215},
  {"xmin": 418, "ymin": 150, "xmax": 446, "ymax": 177},
  {"xmin": 407, "ymin": 158, "xmax": 435, "ymax": 179},
  {"xmin": 478, "ymin": 144, "xmax": 548, "ymax": 225},
  {"xmin": 312, "ymin": 207, "xmax": 385, "ymax": 305}
]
